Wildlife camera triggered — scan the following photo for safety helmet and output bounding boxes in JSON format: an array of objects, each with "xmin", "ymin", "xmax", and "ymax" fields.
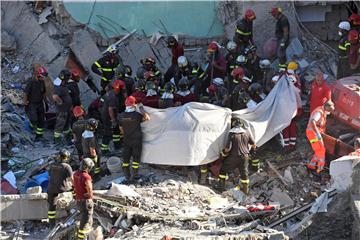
[
  {"xmin": 71, "ymin": 69, "xmax": 81, "ymax": 82},
  {"xmin": 324, "ymin": 99, "xmax": 335, "ymax": 109},
  {"xmin": 207, "ymin": 84, "xmax": 216, "ymax": 94},
  {"xmin": 207, "ymin": 42, "xmax": 219, "ymax": 53},
  {"xmin": 245, "ymin": 9, "xmax": 256, "ymax": 21},
  {"xmin": 166, "ymin": 36, "xmax": 177, "ymax": 47},
  {"xmin": 86, "ymin": 118, "xmax": 98, "ymax": 131},
  {"xmin": 112, "ymin": 79, "xmax": 126, "ymax": 93},
  {"xmin": 144, "ymin": 71, "xmax": 155, "ymax": 81},
  {"xmin": 178, "ymin": 77, "xmax": 189, "ymax": 91},
  {"xmin": 164, "ymin": 82, "xmax": 176, "ymax": 93},
  {"xmin": 259, "ymin": 59, "xmax": 271, "ymax": 69},
  {"xmin": 231, "ymin": 67, "xmax": 244, "ymax": 79},
  {"xmin": 231, "ymin": 117, "xmax": 244, "ymax": 128},
  {"xmin": 226, "ymin": 41, "xmax": 237, "ymax": 52},
  {"xmin": 287, "ymin": 61, "xmax": 298, "ymax": 71},
  {"xmin": 270, "ymin": 7, "xmax": 282, "ymax": 16},
  {"xmin": 338, "ymin": 21, "xmax": 351, "ymax": 31},
  {"xmin": 141, "ymin": 57, "xmax": 156, "ymax": 66},
  {"xmin": 59, "ymin": 149, "xmax": 71, "ymax": 161},
  {"xmin": 244, "ymin": 45, "xmax": 257, "ymax": 55},
  {"xmin": 106, "ymin": 45, "xmax": 118, "ymax": 54},
  {"xmin": 80, "ymin": 158, "xmax": 95, "ymax": 172},
  {"xmin": 36, "ymin": 66, "xmax": 48, "ymax": 78},
  {"xmin": 235, "ymin": 55, "xmax": 247, "ymax": 65},
  {"xmin": 125, "ymin": 96, "xmax": 136, "ymax": 107},
  {"xmin": 59, "ymin": 69, "xmax": 71, "ymax": 81},
  {"xmin": 124, "ymin": 65, "xmax": 132, "ymax": 76},
  {"xmin": 348, "ymin": 29, "xmax": 359, "ymax": 43},
  {"xmin": 72, "ymin": 106, "xmax": 85, "ymax": 118},
  {"xmin": 145, "ymin": 80, "xmax": 156, "ymax": 91},
  {"xmin": 135, "ymin": 79, "xmax": 146, "ymax": 91},
  {"xmin": 177, "ymin": 56, "xmax": 188, "ymax": 68},
  {"xmin": 348, "ymin": 13, "xmax": 360, "ymax": 26},
  {"xmin": 249, "ymin": 82, "xmax": 263, "ymax": 95},
  {"xmin": 213, "ymin": 78, "xmax": 224, "ymax": 87}
]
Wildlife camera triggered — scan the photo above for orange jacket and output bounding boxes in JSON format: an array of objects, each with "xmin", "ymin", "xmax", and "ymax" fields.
[{"xmin": 307, "ymin": 106, "xmax": 327, "ymax": 134}]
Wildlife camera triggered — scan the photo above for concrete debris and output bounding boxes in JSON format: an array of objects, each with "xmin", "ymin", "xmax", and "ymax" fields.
[
  {"xmin": 106, "ymin": 183, "xmax": 141, "ymax": 198},
  {"xmin": 310, "ymin": 190, "xmax": 332, "ymax": 213},
  {"xmin": 330, "ymin": 155, "xmax": 360, "ymax": 192},
  {"xmin": 1, "ymin": 30, "xmax": 17, "ymax": 52},
  {"xmin": 270, "ymin": 188, "xmax": 294, "ymax": 207},
  {"xmin": 26, "ymin": 186, "xmax": 42, "ymax": 195},
  {"xmin": 283, "ymin": 166, "xmax": 294, "ymax": 184},
  {"xmin": 38, "ymin": 6, "xmax": 53, "ymax": 25}
]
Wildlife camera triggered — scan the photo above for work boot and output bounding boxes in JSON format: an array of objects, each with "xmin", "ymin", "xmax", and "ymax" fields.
[
  {"xmin": 48, "ymin": 219, "xmax": 56, "ymax": 229},
  {"xmin": 34, "ymin": 134, "xmax": 43, "ymax": 142},
  {"xmin": 241, "ymin": 183, "xmax": 249, "ymax": 195},
  {"xmin": 65, "ymin": 134, "xmax": 73, "ymax": 146},
  {"xmin": 131, "ymin": 168, "xmax": 140, "ymax": 181},
  {"xmin": 199, "ymin": 172, "xmax": 208, "ymax": 185},
  {"xmin": 113, "ymin": 141, "xmax": 121, "ymax": 150},
  {"xmin": 54, "ymin": 136, "xmax": 61, "ymax": 145},
  {"xmin": 122, "ymin": 166, "xmax": 131, "ymax": 180},
  {"xmin": 215, "ymin": 179, "xmax": 226, "ymax": 192}
]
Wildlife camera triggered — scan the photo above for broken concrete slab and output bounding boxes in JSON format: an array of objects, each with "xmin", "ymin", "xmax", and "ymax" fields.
[
  {"xmin": 351, "ymin": 194, "xmax": 360, "ymax": 240},
  {"xmin": 329, "ymin": 155, "xmax": 360, "ymax": 192},
  {"xmin": 270, "ymin": 188, "xmax": 294, "ymax": 207},
  {"xmin": 1, "ymin": 30, "xmax": 17, "ymax": 52},
  {"xmin": 283, "ymin": 167, "xmax": 294, "ymax": 184},
  {"xmin": 286, "ymin": 37, "xmax": 304, "ymax": 60},
  {"xmin": 38, "ymin": 6, "xmax": 53, "ymax": 25}
]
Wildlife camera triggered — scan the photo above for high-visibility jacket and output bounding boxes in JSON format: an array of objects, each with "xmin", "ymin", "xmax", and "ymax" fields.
[
  {"xmin": 307, "ymin": 106, "xmax": 327, "ymax": 135},
  {"xmin": 338, "ymin": 35, "xmax": 351, "ymax": 59},
  {"xmin": 91, "ymin": 55, "xmax": 120, "ymax": 82}
]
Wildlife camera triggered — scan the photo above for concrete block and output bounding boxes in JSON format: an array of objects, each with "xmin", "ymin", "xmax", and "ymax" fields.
[
  {"xmin": 329, "ymin": 156, "xmax": 360, "ymax": 192},
  {"xmin": 26, "ymin": 186, "xmax": 42, "ymax": 194},
  {"xmin": 270, "ymin": 188, "xmax": 294, "ymax": 207},
  {"xmin": 351, "ymin": 194, "xmax": 360, "ymax": 240}
]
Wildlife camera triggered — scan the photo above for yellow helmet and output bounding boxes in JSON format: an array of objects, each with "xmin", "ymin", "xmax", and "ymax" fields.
[{"xmin": 287, "ymin": 61, "xmax": 298, "ymax": 71}]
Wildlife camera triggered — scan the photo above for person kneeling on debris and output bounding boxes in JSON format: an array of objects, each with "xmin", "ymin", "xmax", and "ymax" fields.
[
  {"xmin": 82, "ymin": 118, "xmax": 101, "ymax": 177},
  {"xmin": 23, "ymin": 66, "xmax": 48, "ymax": 141},
  {"xmin": 218, "ymin": 118, "xmax": 256, "ymax": 194},
  {"xmin": 306, "ymin": 100, "xmax": 335, "ymax": 174},
  {"xmin": 73, "ymin": 158, "xmax": 94, "ymax": 240},
  {"xmin": 48, "ymin": 149, "xmax": 73, "ymax": 227},
  {"xmin": 118, "ymin": 96, "xmax": 150, "ymax": 181}
]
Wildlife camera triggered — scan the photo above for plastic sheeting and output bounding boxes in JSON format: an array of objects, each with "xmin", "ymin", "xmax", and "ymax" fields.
[{"xmin": 141, "ymin": 75, "xmax": 299, "ymax": 166}]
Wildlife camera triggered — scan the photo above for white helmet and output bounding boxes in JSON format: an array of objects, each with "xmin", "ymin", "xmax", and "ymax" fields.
[
  {"xmin": 338, "ymin": 21, "xmax": 350, "ymax": 31},
  {"xmin": 226, "ymin": 41, "xmax": 237, "ymax": 51},
  {"xmin": 213, "ymin": 78, "xmax": 224, "ymax": 86},
  {"xmin": 177, "ymin": 56, "xmax": 188, "ymax": 68},
  {"xmin": 106, "ymin": 45, "xmax": 118, "ymax": 53},
  {"xmin": 259, "ymin": 59, "xmax": 271, "ymax": 69}
]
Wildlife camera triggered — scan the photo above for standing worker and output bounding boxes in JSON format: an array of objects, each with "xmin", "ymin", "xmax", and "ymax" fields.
[
  {"xmin": 233, "ymin": 9, "xmax": 256, "ymax": 52},
  {"xmin": 91, "ymin": 46, "xmax": 121, "ymax": 95},
  {"xmin": 23, "ymin": 66, "xmax": 47, "ymax": 141},
  {"xmin": 72, "ymin": 106, "xmax": 87, "ymax": 161},
  {"xmin": 47, "ymin": 149, "xmax": 73, "ymax": 227},
  {"xmin": 67, "ymin": 69, "xmax": 82, "ymax": 108},
  {"xmin": 164, "ymin": 36, "xmax": 184, "ymax": 83},
  {"xmin": 309, "ymin": 73, "xmax": 331, "ymax": 113},
  {"xmin": 73, "ymin": 158, "xmax": 94, "ymax": 240},
  {"xmin": 306, "ymin": 100, "xmax": 335, "ymax": 174},
  {"xmin": 270, "ymin": 7, "xmax": 290, "ymax": 70},
  {"xmin": 52, "ymin": 70, "xmax": 73, "ymax": 144},
  {"xmin": 337, "ymin": 21, "xmax": 351, "ymax": 78},
  {"xmin": 118, "ymin": 96, "xmax": 150, "ymax": 181},
  {"xmin": 82, "ymin": 118, "xmax": 101, "ymax": 177},
  {"xmin": 218, "ymin": 117, "xmax": 256, "ymax": 194}
]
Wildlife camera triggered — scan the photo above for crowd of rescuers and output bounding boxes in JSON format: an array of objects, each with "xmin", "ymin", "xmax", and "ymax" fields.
[{"xmin": 23, "ymin": 7, "xmax": 360, "ymax": 238}]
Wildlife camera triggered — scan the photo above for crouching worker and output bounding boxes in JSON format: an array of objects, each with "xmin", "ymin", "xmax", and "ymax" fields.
[
  {"xmin": 118, "ymin": 96, "xmax": 150, "ymax": 181},
  {"xmin": 218, "ymin": 117, "xmax": 256, "ymax": 194}
]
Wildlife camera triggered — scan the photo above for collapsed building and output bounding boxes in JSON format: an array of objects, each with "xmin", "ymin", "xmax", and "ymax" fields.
[{"xmin": 1, "ymin": 1, "xmax": 359, "ymax": 240}]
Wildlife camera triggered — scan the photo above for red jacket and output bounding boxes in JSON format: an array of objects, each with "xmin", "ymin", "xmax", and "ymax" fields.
[
  {"xmin": 131, "ymin": 91, "xmax": 146, "ymax": 104},
  {"xmin": 174, "ymin": 92, "xmax": 197, "ymax": 105},
  {"xmin": 310, "ymin": 80, "xmax": 331, "ymax": 113},
  {"xmin": 142, "ymin": 95, "xmax": 160, "ymax": 108},
  {"xmin": 172, "ymin": 44, "xmax": 184, "ymax": 65}
]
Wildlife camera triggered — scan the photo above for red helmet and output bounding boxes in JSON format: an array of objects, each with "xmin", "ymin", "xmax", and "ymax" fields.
[
  {"xmin": 125, "ymin": 96, "xmax": 136, "ymax": 107},
  {"xmin": 245, "ymin": 9, "xmax": 256, "ymax": 21},
  {"xmin": 112, "ymin": 79, "xmax": 126, "ymax": 93},
  {"xmin": 270, "ymin": 7, "xmax": 282, "ymax": 16},
  {"xmin": 207, "ymin": 42, "xmax": 219, "ymax": 53},
  {"xmin": 207, "ymin": 84, "xmax": 216, "ymax": 94},
  {"xmin": 72, "ymin": 106, "xmax": 85, "ymax": 118},
  {"xmin": 348, "ymin": 13, "xmax": 360, "ymax": 26},
  {"xmin": 348, "ymin": 29, "xmax": 359, "ymax": 43},
  {"xmin": 71, "ymin": 69, "xmax": 80, "ymax": 81},
  {"xmin": 231, "ymin": 67, "xmax": 244, "ymax": 79},
  {"xmin": 37, "ymin": 67, "xmax": 48, "ymax": 78},
  {"xmin": 144, "ymin": 71, "xmax": 155, "ymax": 80}
]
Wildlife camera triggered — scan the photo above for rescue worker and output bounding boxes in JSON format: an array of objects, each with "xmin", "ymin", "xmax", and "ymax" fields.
[
  {"xmin": 207, "ymin": 78, "xmax": 229, "ymax": 107},
  {"xmin": 270, "ymin": 7, "xmax": 290, "ymax": 70},
  {"xmin": 47, "ymin": 149, "xmax": 73, "ymax": 227},
  {"xmin": 306, "ymin": 100, "xmax": 335, "ymax": 174},
  {"xmin": 349, "ymin": 138, "xmax": 360, "ymax": 157},
  {"xmin": 282, "ymin": 62, "xmax": 302, "ymax": 151},
  {"xmin": 131, "ymin": 79, "xmax": 147, "ymax": 104},
  {"xmin": 72, "ymin": 106, "xmax": 87, "ymax": 161},
  {"xmin": 244, "ymin": 45, "xmax": 262, "ymax": 83},
  {"xmin": 118, "ymin": 96, "xmax": 150, "ymax": 181},
  {"xmin": 52, "ymin": 70, "xmax": 73, "ymax": 144},
  {"xmin": 174, "ymin": 77, "xmax": 197, "ymax": 105},
  {"xmin": 230, "ymin": 67, "xmax": 252, "ymax": 110},
  {"xmin": 67, "ymin": 69, "xmax": 81, "ymax": 108},
  {"xmin": 100, "ymin": 80, "xmax": 126, "ymax": 154},
  {"xmin": 24, "ymin": 66, "xmax": 47, "ymax": 141},
  {"xmin": 259, "ymin": 59, "xmax": 275, "ymax": 93},
  {"xmin": 91, "ymin": 45, "xmax": 121, "ymax": 95},
  {"xmin": 337, "ymin": 21, "xmax": 351, "ymax": 78},
  {"xmin": 348, "ymin": 29, "xmax": 360, "ymax": 72},
  {"xmin": 142, "ymin": 81, "xmax": 160, "ymax": 108},
  {"xmin": 138, "ymin": 57, "xmax": 162, "ymax": 81},
  {"xmin": 248, "ymin": 82, "xmax": 266, "ymax": 104},
  {"xmin": 82, "ymin": 118, "xmax": 101, "ymax": 177},
  {"xmin": 233, "ymin": 9, "xmax": 256, "ymax": 51},
  {"xmin": 218, "ymin": 117, "xmax": 256, "ymax": 193},
  {"xmin": 73, "ymin": 158, "xmax": 94, "ymax": 240},
  {"xmin": 164, "ymin": 36, "xmax": 184, "ymax": 82},
  {"xmin": 348, "ymin": 13, "xmax": 360, "ymax": 33},
  {"xmin": 159, "ymin": 82, "xmax": 176, "ymax": 108},
  {"xmin": 309, "ymin": 73, "xmax": 331, "ymax": 113},
  {"xmin": 116, "ymin": 65, "xmax": 135, "ymax": 96},
  {"xmin": 225, "ymin": 41, "xmax": 239, "ymax": 91}
]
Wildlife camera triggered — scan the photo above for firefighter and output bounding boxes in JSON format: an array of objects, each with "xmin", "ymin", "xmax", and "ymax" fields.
[
  {"xmin": 138, "ymin": 57, "xmax": 162, "ymax": 82},
  {"xmin": 91, "ymin": 45, "xmax": 121, "ymax": 95},
  {"xmin": 73, "ymin": 158, "xmax": 94, "ymax": 240},
  {"xmin": 306, "ymin": 100, "xmax": 335, "ymax": 174},
  {"xmin": 159, "ymin": 82, "xmax": 176, "ymax": 108},
  {"xmin": 207, "ymin": 78, "xmax": 229, "ymax": 107},
  {"xmin": 72, "ymin": 106, "xmax": 87, "ymax": 161},
  {"xmin": 174, "ymin": 77, "xmax": 197, "ymax": 106},
  {"xmin": 348, "ymin": 29, "xmax": 360, "ymax": 72},
  {"xmin": 67, "ymin": 69, "xmax": 82, "ymax": 108},
  {"xmin": 47, "ymin": 149, "xmax": 73, "ymax": 227},
  {"xmin": 52, "ymin": 70, "xmax": 73, "ymax": 144},
  {"xmin": 82, "ymin": 118, "xmax": 101, "ymax": 177},
  {"xmin": 118, "ymin": 96, "xmax": 150, "ymax": 181},
  {"xmin": 131, "ymin": 79, "xmax": 147, "ymax": 104},
  {"xmin": 244, "ymin": 45, "xmax": 263, "ymax": 83},
  {"xmin": 100, "ymin": 80, "xmax": 126, "ymax": 154},
  {"xmin": 164, "ymin": 36, "xmax": 184, "ymax": 82},
  {"xmin": 348, "ymin": 13, "xmax": 360, "ymax": 33},
  {"xmin": 142, "ymin": 81, "xmax": 160, "ymax": 108},
  {"xmin": 309, "ymin": 73, "xmax": 331, "ymax": 113},
  {"xmin": 233, "ymin": 9, "xmax": 256, "ymax": 51},
  {"xmin": 116, "ymin": 65, "xmax": 135, "ymax": 96},
  {"xmin": 270, "ymin": 7, "xmax": 290, "ymax": 70},
  {"xmin": 225, "ymin": 41, "xmax": 239, "ymax": 91},
  {"xmin": 230, "ymin": 67, "xmax": 253, "ymax": 110},
  {"xmin": 248, "ymin": 82, "xmax": 266, "ymax": 104},
  {"xmin": 218, "ymin": 117, "xmax": 256, "ymax": 193},
  {"xmin": 337, "ymin": 21, "xmax": 351, "ymax": 78},
  {"xmin": 259, "ymin": 59, "xmax": 275, "ymax": 93},
  {"xmin": 23, "ymin": 66, "xmax": 47, "ymax": 141}
]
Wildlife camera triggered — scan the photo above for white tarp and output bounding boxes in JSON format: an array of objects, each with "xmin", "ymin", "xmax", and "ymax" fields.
[{"xmin": 141, "ymin": 75, "xmax": 299, "ymax": 166}]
